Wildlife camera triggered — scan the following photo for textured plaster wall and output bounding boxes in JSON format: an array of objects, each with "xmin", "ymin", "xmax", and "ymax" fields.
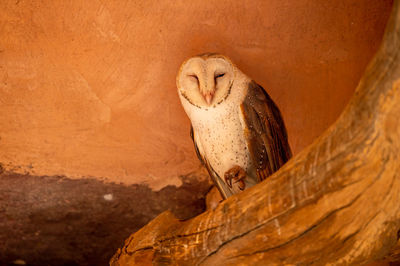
[{"xmin": 0, "ymin": 1, "xmax": 393, "ymax": 189}]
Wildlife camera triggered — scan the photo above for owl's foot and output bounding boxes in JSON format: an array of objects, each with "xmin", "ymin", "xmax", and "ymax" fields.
[{"xmin": 224, "ymin": 165, "xmax": 246, "ymax": 190}]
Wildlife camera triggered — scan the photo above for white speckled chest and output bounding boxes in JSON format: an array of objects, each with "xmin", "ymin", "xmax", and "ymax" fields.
[
  {"xmin": 180, "ymin": 78, "xmax": 258, "ymax": 191},
  {"xmin": 192, "ymin": 102, "xmax": 252, "ymax": 176}
]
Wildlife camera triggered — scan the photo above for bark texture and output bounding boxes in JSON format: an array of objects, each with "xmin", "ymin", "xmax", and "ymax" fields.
[{"xmin": 111, "ymin": 1, "xmax": 400, "ymax": 265}]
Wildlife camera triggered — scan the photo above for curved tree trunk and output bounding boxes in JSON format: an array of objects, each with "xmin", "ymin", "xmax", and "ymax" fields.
[{"xmin": 111, "ymin": 1, "xmax": 400, "ymax": 265}]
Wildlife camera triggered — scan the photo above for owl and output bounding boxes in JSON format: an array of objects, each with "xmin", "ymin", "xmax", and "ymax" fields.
[{"xmin": 177, "ymin": 53, "xmax": 292, "ymax": 199}]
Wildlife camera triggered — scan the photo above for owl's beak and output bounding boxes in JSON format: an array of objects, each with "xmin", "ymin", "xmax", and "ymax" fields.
[{"xmin": 204, "ymin": 91, "xmax": 214, "ymax": 105}]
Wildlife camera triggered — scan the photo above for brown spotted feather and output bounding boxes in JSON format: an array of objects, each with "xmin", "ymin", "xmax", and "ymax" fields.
[{"xmin": 241, "ymin": 81, "xmax": 292, "ymax": 182}]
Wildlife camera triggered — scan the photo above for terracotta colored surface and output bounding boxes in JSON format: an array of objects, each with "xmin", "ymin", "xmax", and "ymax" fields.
[{"xmin": 0, "ymin": 1, "xmax": 393, "ymax": 190}]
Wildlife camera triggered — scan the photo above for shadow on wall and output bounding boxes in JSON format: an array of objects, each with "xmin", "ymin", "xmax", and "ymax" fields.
[{"xmin": 0, "ymin": 170, "xmax": 211, "ymax": 266}]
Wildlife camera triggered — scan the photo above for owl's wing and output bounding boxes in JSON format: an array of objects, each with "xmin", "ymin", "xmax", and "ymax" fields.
[
  {"xmin": 190, "ymin": 126, "xmax": 205, "ymax": 165},
  {"xmin": 241, "ymin": 81, "xmax": 292, "ymax": 181},
  {"xmin": 190, "ymin": 125, "xmax": 233, "ymax": 199}
]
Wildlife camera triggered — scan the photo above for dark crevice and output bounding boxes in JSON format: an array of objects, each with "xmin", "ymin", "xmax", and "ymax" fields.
[
  {"xmin": 126, "ymin": 224, "xmax": 223, "ymax": 256},
  {"xmin": 124, "ymin": 246, "xmax": 154, "ymax": 256}
]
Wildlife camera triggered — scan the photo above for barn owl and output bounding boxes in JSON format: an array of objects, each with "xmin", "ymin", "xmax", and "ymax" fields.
[{"xmin": 177, "ymin": 53, "xmax": 292, "ymax": 199}]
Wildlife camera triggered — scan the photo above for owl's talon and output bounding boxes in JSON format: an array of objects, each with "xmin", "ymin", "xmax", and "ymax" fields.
[
  {"xmin": 237, "ymin": 180, "xmax": 245, "ymax": 190},
  {"xmin": 224, "ymin": 165, "xmax": 247, "ymax": 190},
  {"xmin": 224, "ymin": 174, "xmax": 233, "ymax": 188}
]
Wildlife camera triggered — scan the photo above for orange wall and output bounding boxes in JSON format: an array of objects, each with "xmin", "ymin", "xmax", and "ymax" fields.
[{"xmin": 0, "ymin": 1, "xmax": 393, "ymax": 188}]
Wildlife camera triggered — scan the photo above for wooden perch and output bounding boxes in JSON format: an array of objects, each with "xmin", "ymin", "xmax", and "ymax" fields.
[{"xmin": 111, "ymin": 1, "xmax": 400, "ymax": 265}]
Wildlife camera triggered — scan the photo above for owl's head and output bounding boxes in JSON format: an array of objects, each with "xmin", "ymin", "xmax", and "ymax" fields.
[{"xmin": 177, "ymin": 53, "xmax": 235, "ymax": 108}]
